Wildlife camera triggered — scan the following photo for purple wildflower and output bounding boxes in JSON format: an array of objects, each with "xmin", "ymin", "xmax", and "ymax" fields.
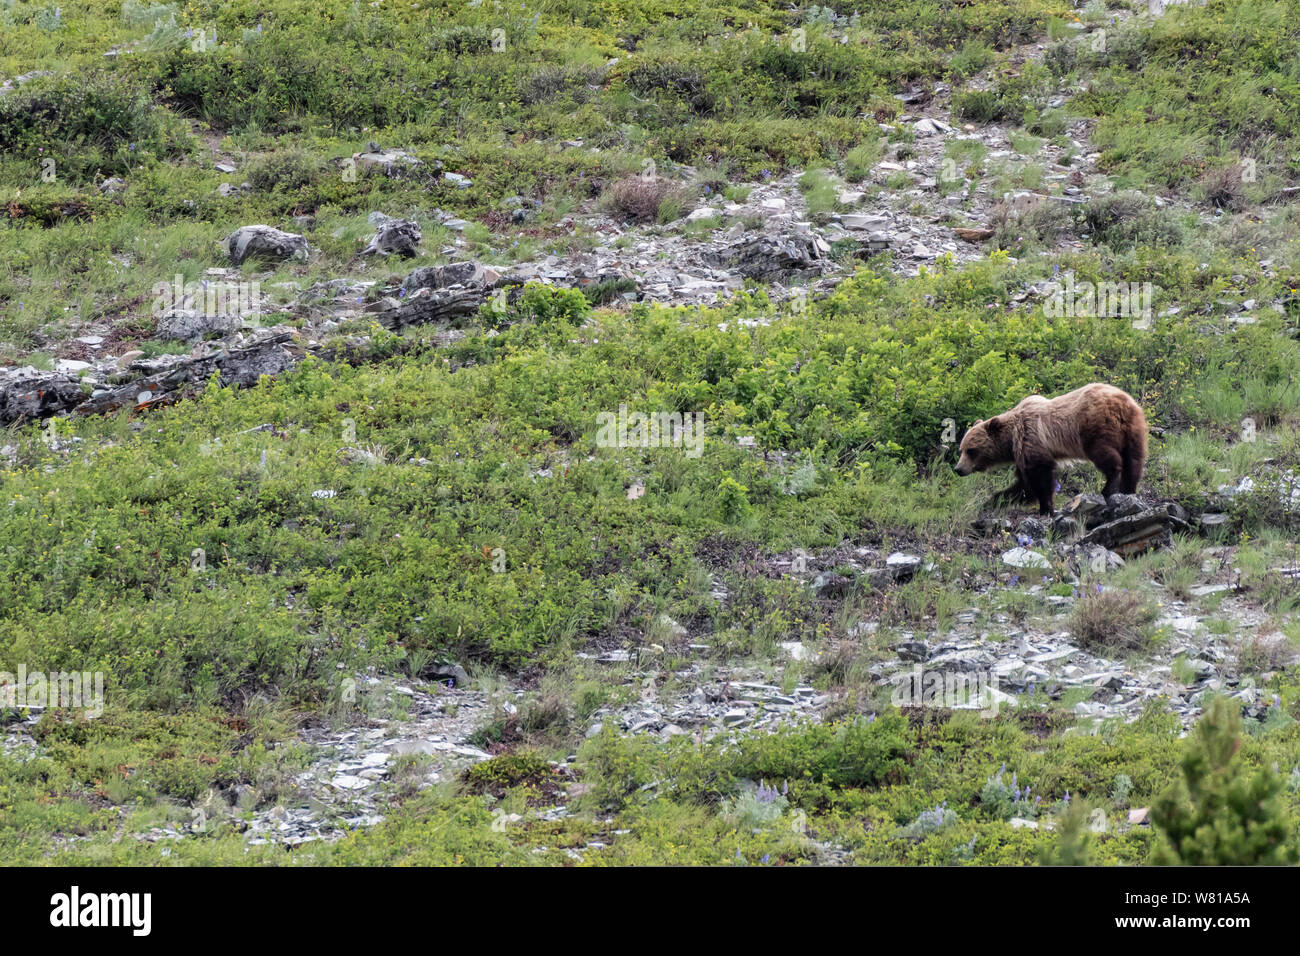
[{"xmin": 756, "ymin": 781, "xmax": 781, "ymax": 804}]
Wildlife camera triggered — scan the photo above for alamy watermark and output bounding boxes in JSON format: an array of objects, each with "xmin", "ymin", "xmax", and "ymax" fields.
[
  {"xmin": 151, "ymin": 273, "xmax": 263, "ymax": 318},
  {"xmin": 891, "ymin": 665, "xmax": 1002, "ymax": 717},
  {"xmin": 49, "ymin": 886, "xmax": 150, "ymax": 936},
  {"xmin": 595, "ymin": 404, "xmax": 706, "ymax": 458},
  {"xmin": 1043, "ymin": 276, "xmax": 1156, "ymax": 327},
  {"xmin": 1, "ymin": 665, "xmax": 104, "ymax": 718}
]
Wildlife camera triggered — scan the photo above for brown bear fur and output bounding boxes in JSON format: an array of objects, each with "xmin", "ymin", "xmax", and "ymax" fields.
[{"xmin": 954, "ymin": 383, "xmax": 1147, "ymax": 516}]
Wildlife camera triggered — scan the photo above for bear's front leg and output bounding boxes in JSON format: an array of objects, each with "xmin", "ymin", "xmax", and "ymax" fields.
[
  {"xmin": 985, "ymin": 471, "xmax": 1033, "ymax": 510},
  {"xmin": 1023, "ymin": 461, "xmax": 1058, "ymax": 516}
]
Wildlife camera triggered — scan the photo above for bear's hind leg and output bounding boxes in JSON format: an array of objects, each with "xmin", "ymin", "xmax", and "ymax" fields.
[
  {"xmin": 1090, "ymin": 445, "xmax": 1124, "ymax": 498},
  {"xmin": 1120, "ymin": 441, "xmax": 1144, "ymax": 494}
]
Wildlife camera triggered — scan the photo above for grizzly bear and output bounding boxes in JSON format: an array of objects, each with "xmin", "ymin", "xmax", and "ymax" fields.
[{"xmin": 954, "ymin": 383, "xmax": 1147, "ymax": 516}]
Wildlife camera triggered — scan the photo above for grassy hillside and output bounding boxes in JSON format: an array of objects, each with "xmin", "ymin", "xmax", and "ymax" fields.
[{"xmin": 3, "ymin": 0, "xmax": 1300, "ymax": 866}]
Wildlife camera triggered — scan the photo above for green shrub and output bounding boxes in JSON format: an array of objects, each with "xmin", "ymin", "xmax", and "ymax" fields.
[
  {"xmin": 0, "ymin": 72, "xmax": 190, "ymax": 182},
  {"xmin": 245, "ymin": 148, "xmax": 327, "ymax": 192},
  {"xmin": 463, "ymin": 751, "xmax": 552, "ymax": 794},
  {"xmin": 624, "ymin": 59, "xmax": 713, "ymax": 114},
  {"xmin": 1081, "ymin": 191, "xmax": 1185, "ymax": 249},
  {"xmin": 1151, "ymin": 697, "xmax": 1300, "ymax": 865},
  {"xmin": 718, "ymin": 474, "xmax": 752, "ymax": 523},
  {"xmin": 948, "ymin": 40, "xmax": 996, "ymax": 82},
  {"xmin": 578, "ymin": 725, "xmax": 656, "ymax": 811},
  {"xmin": 1041, "ymin": 798, "xmax": 1098, "ymax": 865}
]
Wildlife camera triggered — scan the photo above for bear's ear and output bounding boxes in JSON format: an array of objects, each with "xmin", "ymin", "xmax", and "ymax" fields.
[{"xmin": 984, "ymin": 416, "xmax": 1003, "ymax": 436}]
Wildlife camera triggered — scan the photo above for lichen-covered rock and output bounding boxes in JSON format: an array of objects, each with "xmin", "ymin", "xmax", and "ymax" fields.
[
  {"xmin": 351, "ymin": 147, "xmax": 425, "ymax": 179},
  {"xmin": 705, "ymin": 234, "xmax": 827, "ymax": 280},
  {"xmin": 0, "ymin": 373, "xmax": 84, "ymax": 423},
  {"xmin": 155, "ymin": 309, "xmax": 242, "ymax": 342},
  {"xmin": 1078, "ymin": 507, "xmax": 1187, "ymax": 557},
  {"xmin": 378, "ymin": 284, "xmax": 490, "ymax": 329},
  {"xmin": 221, "ymin": 225, "xmax": 309, "ymax": 266},
  {"xmin": 362, "ymin": 218, "xmax": 422, "ymax": 258},
  {"xmin": 401, "ymin": 261, "xmax": 479, "ymax": 293}
]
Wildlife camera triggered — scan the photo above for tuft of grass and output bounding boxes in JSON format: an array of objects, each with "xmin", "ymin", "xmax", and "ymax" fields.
[
  {"xmin": 843, "ymin": 138, "xmax": 882, "ymax": 183},
  {"xmin": 797, "ymin": 167, "xmax": 839, "ymax": 219},
  {"xmin": 1069, "ymin": 589, "xmax": 1159, "ymax": 654},
  {"xmin": 604, "ymin": 176, "xmax": 690, "ymax": 224}
]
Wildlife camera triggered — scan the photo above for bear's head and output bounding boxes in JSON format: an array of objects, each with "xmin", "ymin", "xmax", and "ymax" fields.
[{"xmin": 954, "ymin": 416, "xmax": 1013, "ymax": 476}]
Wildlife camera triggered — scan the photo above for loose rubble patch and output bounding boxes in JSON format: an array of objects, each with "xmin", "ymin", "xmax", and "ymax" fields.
[{"xmin": 578, "ymin": 646, "xmax": 831, "ymax": 742}]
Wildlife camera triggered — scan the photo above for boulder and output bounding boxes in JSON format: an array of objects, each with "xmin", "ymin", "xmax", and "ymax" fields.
[
  {"xmin": 402, "ymin": 261, "xmax": 480, "ymax": 293},
  {"xmin": 705, "ymin": 235, "xmax": 826, "ymax": 280},
  {"xmin": 1104, "ymin": 493, "xmax": 1144, "ymax": 518},
  {"xmin": 1199, "ymin": 512, "xmax": 1230, "ymax": 533},
  {"xmin": 1002, "ymin": 547, "xmax": 1050, "ymax": 569},
  {"xmin": 352, "ymin": 147, "xmax": 425, "ymax": 178},
  {"xmin": 972, "ymin": 515, "xmax": 1014, "ymax": 535},
  {"xmin": 378, "ymin": 284, "xmax": 490, "ymax": 329},
  {"xmin": 1078, "ymin": 505, "xmax": 1189, "ymax": 557},
  {"xmin": 1059, "ymin": 542, "xmax": 1125, "ymax": 576},
  {"xmin": 154, "ymin": 309, "xmax": 242, "ymax": 342},
  {"xmin": 1060, "ymin": 493, "xmax": 1108, "ymax": 523},
  {"xmin": 0, "ymin": 373, "xmax": 84, "ymax": 423},
  {"xmin": 812, "ymin": 572, "xmax": 855, "ymax": 598},
  {"xmin": 896, "ymin": 640, "xmax": 929, "ymax": 662},
  {"xmin": 361, "ymin": 218, "xmax": 422, "ymax": 258},
  {"xmin": 420, "ymin": 661, "xmax": 472, "ymax": 687},
  {"xmin": 221, "ymin": 225, "xmax": 309, "ymax": 266},
  {"xmin": 886, "ymin": 552, "xmax": 923, "ymax": 582}
]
